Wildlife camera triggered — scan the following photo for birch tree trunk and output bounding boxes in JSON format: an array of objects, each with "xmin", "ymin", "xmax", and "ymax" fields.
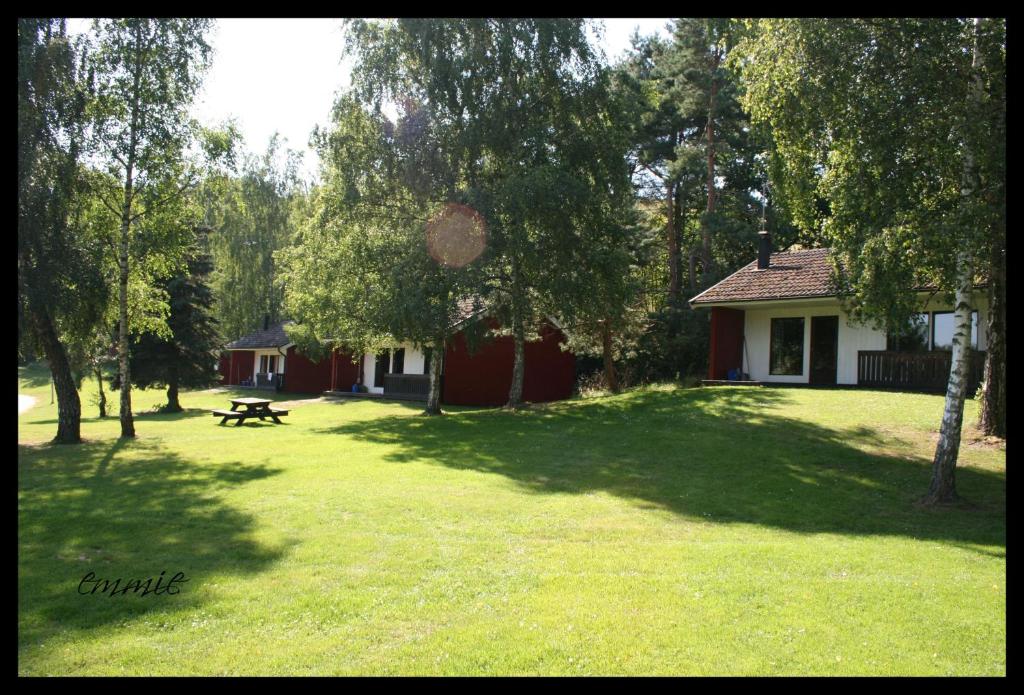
[
  {"xmin": 117, "ymin": 25, "xmax": 143, "ymax": 439},
  {"xmin": 924, "ymin": 263, "xmax": 973, "ymax": 504},
  {"xmin": 923, "ymin": 17, "xmax": 983, "ymax": 505}
]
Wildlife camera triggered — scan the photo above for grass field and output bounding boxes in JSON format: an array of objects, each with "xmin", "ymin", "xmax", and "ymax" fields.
[{"xmin": 18, "ymin": 364, "xmax": 1005, "ymax": 675}]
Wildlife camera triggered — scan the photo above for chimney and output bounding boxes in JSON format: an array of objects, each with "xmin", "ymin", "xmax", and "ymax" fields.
[
  {"xmin": 757, "ymin": 230, "xmax": 772, "ymax": 270},
  {"xmin": 263, "ymin": 314, "xmax": 270, "ymax": 330}
]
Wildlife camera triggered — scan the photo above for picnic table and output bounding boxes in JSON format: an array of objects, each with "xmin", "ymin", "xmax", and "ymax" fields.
[{"xmin": 212, "ymin": 397, "xmax": 289, "ymax": 426}]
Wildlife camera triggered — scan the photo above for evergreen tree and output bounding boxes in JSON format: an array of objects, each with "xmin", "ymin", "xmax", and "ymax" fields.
[{"xmin": 118, "ymin": 227, "xmax": 222, "ymax": 411}]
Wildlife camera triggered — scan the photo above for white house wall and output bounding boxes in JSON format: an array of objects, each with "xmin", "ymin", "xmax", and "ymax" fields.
[
  {"xmin": 252, "ymin": 348, "xmax": 286, "ymax": 383},
  {"xmin": 740, "ymin": 294, "xmax": 990, "ymax": 385},
  {"xmin": 361, "ymin": 343, "xmax": 428, "ymax": 393},
  {"xmin": 743, "ymin": 303, "xmax": 895, "ymax": 385}
]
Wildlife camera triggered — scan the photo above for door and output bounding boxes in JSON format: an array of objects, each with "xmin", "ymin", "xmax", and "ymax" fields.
[
  {"xmin": 374, "ymin": 351, "xmax": 390, "ymax": 388},
  {"xmin": 810, "ymin": 316, "xmax": 838, "ymax": 385}
]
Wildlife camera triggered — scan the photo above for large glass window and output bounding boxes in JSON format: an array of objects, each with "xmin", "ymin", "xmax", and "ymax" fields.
[
  {"xmin": 770, "ymin": 317, "xmax": 805, "ymax": 375},
  {"xmin": 932, "ymin": 311, "xmax": 979, "ymax": 351},
  {"xmin": 391, "ymin": 348, "xmax": 405, "ymax": 375},
  {"xmin": 886, "ymin": 313, "xmax": 930, "ymax": 352}
]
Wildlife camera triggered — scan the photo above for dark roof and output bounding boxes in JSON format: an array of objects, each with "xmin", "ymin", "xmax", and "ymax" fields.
[
  {"xmin": 225, "ymin": 321, "xmax": 293, "ymax": 350},
  {"xmin": 689, "ymin": 248, "xmax": 837, "ymax": 305}
]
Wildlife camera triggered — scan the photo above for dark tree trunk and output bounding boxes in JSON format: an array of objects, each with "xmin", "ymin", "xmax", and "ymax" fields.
[
  {"xmin": 95, "ymin": 365, "xmax": 107, "ymax": 418},
  {"xmin": 165, "ymin": 367, "xmax": 182, "ymax": 413},
  {"xmin": 507, "ymin": 262, "xmax": 526, "ymax": 409},
  {"xmin": 118, "ymin": 198, "xmax": 135, "ymax": 437},
  {"xmin": 702, "ymin": 52, "xmax": 720, "ymax": 275},
  {"xmin": 978, "ymin": 240, "xmax": 1005, "ymax": 437},
  {"xmin": 666, "ymin": 182, "xmax": 681, "ymax": 303},
  {"xmin": 31, "ymin": 305, "xmax": 81, "ymax": 444},
  {"xmin": 508, "ymin": 317, "xmax": 526, "ymax": 409},
  {"xmin": 424, "ymin": 336, "xmax": 445, "ymax": 416},
  {"xmin": 602, "ymin": 319, "xmax": 619, "ymax": 394}
]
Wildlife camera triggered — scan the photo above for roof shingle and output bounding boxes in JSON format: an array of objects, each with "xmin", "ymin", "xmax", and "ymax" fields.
[
  {"xmin": 225, "ymin": 321, "xmax": 293, "ymax": 350},
  {"xmin": 689, "ymin": 248, "xmax": 837, "ymax": 305}
]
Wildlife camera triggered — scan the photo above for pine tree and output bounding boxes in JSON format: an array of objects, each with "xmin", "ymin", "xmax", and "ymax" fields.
[{"xmin": 118, "ymin": 227, "xmax": 222, "ymax": 412}]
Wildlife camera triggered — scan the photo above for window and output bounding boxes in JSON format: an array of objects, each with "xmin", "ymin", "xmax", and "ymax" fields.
[
  {"xmin": 886, "ymin": 313, "xmax": 930, "ymax": 352},
  {"xmin": 259, "ymin": 355, "xmax": 276, "ymax": 374},
  {"xmin": 770, "ymin": 317, "xmax": 804, "ymax": 375},
  {"xmin": 423, "ymin": 347, "xmax": 432, "ymax": 375},
  {"xmin": 391, "ymin": 348, "xmax": 405, "ymax": 375},
  {"xmin": 931, "ymin": 311, "xmax": 979, "ymax": 351}
]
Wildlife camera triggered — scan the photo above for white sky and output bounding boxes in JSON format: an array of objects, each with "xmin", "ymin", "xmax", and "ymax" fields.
[{"xmin": 69, "ymin": 18, "xmax": 673, "ymax": 182}]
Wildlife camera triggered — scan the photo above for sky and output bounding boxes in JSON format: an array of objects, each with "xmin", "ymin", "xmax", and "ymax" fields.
[{"xmin": 70, "ymin": 18, "xmax": 673, "ymax": 181}]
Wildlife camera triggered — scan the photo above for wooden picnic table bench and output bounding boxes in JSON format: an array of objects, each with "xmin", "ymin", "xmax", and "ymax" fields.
[{"xmin": 211, "ymin": 398, "xmax": 289, "ymax": 426}]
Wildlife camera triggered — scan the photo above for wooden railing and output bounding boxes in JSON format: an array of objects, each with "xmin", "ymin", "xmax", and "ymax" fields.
[
  {"xmin": 383, "ymin": 373, "xmax": 430, "ymax": 400},
  {"xmin": 857, "ymin": 350, "xmax": 985, "ymax": 393}
]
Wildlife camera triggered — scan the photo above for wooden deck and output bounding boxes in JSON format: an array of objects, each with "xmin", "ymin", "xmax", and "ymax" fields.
[{"xmin": 857, "ymin": 350, "xmax": 985, "ymax": 393}]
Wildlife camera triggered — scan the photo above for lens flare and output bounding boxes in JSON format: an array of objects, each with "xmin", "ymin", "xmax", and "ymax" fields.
[{"xmin": 426, "ymin": 203, "xmax": 487, "ymax": 268}]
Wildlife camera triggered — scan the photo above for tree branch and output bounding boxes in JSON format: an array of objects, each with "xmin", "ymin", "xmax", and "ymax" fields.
[{"xmin": 129, "ymin": 178, "xmax": 198, "ymax": 222}]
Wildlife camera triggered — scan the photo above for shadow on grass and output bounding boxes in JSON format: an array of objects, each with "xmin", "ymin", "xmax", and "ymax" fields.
[
  {"xmin": 25, "ymin": 407, "xmax": 213, "ymax": 427},
  {"xmin": 18, "ymin": 438, "xmax": 286, "ymax": 648},
  {"xmin": 315, "ymin": 386, "xmax": 1005, "ymax": 550},
  {"xmin": 18, "ymin": 363, "xmax": 52, "ymax": 389}
]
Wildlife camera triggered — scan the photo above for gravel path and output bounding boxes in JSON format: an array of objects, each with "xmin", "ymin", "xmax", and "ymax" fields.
[{"xmin": 18, "ymin": 394, "xmax": 37, "ymax": 414}]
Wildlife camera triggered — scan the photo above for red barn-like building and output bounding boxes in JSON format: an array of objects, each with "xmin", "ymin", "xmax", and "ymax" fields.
[{"xmin": 218, "ymin": 315, "xmax": 575, "ymax": 406}]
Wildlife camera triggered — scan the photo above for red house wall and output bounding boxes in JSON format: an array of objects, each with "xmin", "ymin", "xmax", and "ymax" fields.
[
  {"xmin": 220, "ymin": 350, "xmax": 255, "ymax": 385},
  {"xmin": 218, "ymin": 352, "xmax": 231, "ymax": 384},
  {"xmin": 442, "ymin": 320, "xmax": 576, "ymax": 406},
  {"xmin": 708, "ymin": 306, "xmax": 745, "ymax": 380},
  {"xmin": 329, "ymin": 350, "xmax": 361, "ymax": 392},
  {"xmin": 284, "ymin": 346, "xmax": 333, "ymax": 394}
]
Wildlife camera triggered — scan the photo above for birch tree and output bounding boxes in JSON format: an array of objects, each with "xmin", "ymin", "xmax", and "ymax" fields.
[
  {"xmin": 18, "ymin": 18, "xmax": 107, "ymax": 443},
  {"xmin": 343, "ymin": 19, "xmax": 634, "ymax": 408},
  {"xmin": 87, "ymin": 18, "xmax": 213, "ymax": 438},
  {"xmin": 737, "ymin": 18, "xmax": 1005, "ymax": 503}
]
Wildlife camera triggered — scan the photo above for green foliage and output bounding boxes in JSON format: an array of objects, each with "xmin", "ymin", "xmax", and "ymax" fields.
[
  {"xmin": 281, "ymin": 95, "xmax": 476, "ymax": 358},
  {"xmin": 85, "ymin": 18, "xmax": 217, "ymax": 435},
  {"xmin": 116, "ymin": 227, "xmax": 222, "ymax": 401},
  {"xmin": 205, "ymin": 134, "xmax": 305, "ymax": 342},
  {"xmin": 735, "ymin": 18, "xmax": 1005, "ymax": 331},
  {"xmin": 18, "ymin": 19, "xmax": 108, "ymax": 357},
  {"xmin": 336, "ymin": 19, "xmax": 636, "ymax": 405}
]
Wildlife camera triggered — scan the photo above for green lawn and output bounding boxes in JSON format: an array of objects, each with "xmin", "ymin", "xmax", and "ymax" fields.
[{"xmin": 18, "ymin": 364, "xmax": 1005, "ymax": 675}]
